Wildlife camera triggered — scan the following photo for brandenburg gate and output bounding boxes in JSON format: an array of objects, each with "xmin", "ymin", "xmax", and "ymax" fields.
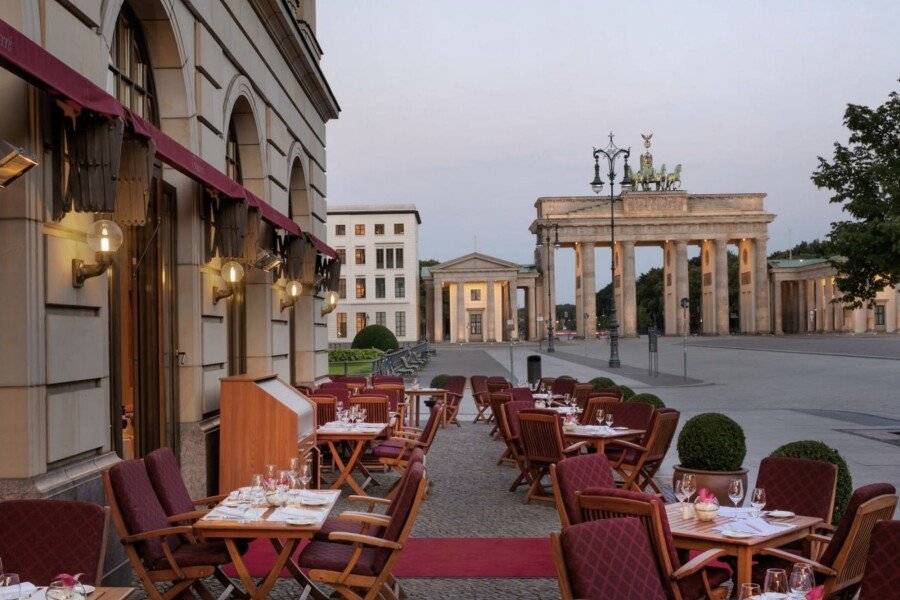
[{"xmin": 529, "ymin": 141, "xmax": 775, "ymax": 337}]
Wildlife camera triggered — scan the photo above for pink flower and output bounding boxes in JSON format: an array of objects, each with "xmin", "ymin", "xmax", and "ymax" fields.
[
  {"xmin": 53, "ymin": 574, "xmax": 82, "ymax": 587},
  {"xmin": 697, "ymin": 488, "xmax": 715, "ymax": 503},
  {"xmin": 806, "ymin": 586, "xmax": 824, "ymax": 600}
]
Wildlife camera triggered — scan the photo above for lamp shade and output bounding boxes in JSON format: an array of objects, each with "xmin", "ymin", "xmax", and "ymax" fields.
[
  {"xmin": 286, "ymin": 279, "xmax": 302, "ymax": 298},
  {"xmin": 0, "ymin": 139, "xmax": 38, "ymax": 188},
  {"xmin": 87, "ymin": 219, "xmax": 123, "ymax": 254},
  {"xmin": 221, "ymin": 260, "xmax": 244, "ymax": 284}
]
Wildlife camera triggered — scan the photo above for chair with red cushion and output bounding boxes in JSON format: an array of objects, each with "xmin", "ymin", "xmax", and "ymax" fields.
[
  {"xmin": 103, "ymin": 459, "xmax": 239, "ymax": 600},
  {"xmin": 298, "ymin": 462, "xmax": 428, "ymax": 600},
  {"xmin": 572, "ymin": 383, "xmax": 595, "ymax": 409},
  {"xmin": 498, "ymin": 400, "xmax": 536, "ymax": 491},
  {"xmin": 0, "ymin": 500, "xmax": 108, "ymax": 586},
  {"xmin": 470, "ymin": 375, "xmax": 491, "ymax": 423},
  {"xmin": 371, "ymin": 375, "xmax": 403, "ymax": 386},
  {"xmin": 754, "ymin": 483, "xmax": 898, "ymax": 597},
  {"xmin": 317, "ymin": 383, "xmax": 351, "ymax": 405},
  {"xmin": 575, "ymin": 487, "xmax": 732, "ymax": 600},
  {"xmin": 518, "ymin": 409, "xmax": 586, "ymax": 503},
  {"xmin": 605, "ymin": 408, "xmax": 680, "ymax": 493},
  {"xmin": 754, "ymin": 456, "xmax": 838, "ymax": 524},
  {"xmin": 373, "ymin": 404, "xmax": 444, "ymax": 475},
  {"xmin": 486, "ymin": 375, "xmax": 511, "ymax": 393},
  {"xmin": 857, "ymin": 520, "xmax": 900, "ymax": 600},
  {"xmin": 507, "ymin": 386, "xmax": 534, "ymax": 403},
  {"xmin": 350, "ymin": 394, "xmax": 391, "ymax": 424},
  {"xmin": 332, "ymin": 375, "xmax": 368, "ymax": 386},
  {"xmin": 443, "ymin": 376, "xmax": 467, "ymax": 426},
  {"xmin": 550, "ymin": 453, "xmax": 616, "ymax": 527},
  {"xmin": 488, "ymin": 391, "xmax": 513, "ymax": 438},
  {"xmin": 551, "ymin": 376, "xmax": 577, "ymax": 397},
  {"xmin": 310, "ymin": 393, "xmax": 338, "ymax": 426}
]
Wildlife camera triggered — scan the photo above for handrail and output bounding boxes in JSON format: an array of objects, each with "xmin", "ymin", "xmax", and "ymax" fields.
[{"xmin": 372, "ymin": 342, "xmax": 430, "ymax": 375}]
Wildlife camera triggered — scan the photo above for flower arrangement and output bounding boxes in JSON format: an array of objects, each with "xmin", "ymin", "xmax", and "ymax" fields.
[{"xmin": 693, "ymin": 488, "xmax": 719, "ymax": 521}]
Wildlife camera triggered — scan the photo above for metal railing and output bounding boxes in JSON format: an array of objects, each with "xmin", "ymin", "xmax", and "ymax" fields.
[{"xmin": 372, "ymin": 341, "xmax": 430, "ymax": 376}]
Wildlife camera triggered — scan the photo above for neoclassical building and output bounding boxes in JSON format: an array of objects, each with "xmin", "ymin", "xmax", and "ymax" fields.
[
  {"xmin": 0, "ymin": 0, "xmax": 338, "ymax": 527},
  {"xmin": 422, "ymin": 253, "xmax": 540, "ymax": 342}
]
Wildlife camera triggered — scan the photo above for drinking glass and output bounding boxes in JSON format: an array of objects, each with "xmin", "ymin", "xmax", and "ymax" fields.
[
  {"xmin": 764, "ymin": 568, "xmax": 788, "ymax": 594},
  {"xmin": 277, "ymin": 470, "xmax": 292, "ymax": 491},
  {"xmin": 728, "ymin": 479, "xmax": 744, "ymax": 508},
  {"xmin": 604, "ymin": 412, "xmax": 614, "ymax": 428},
  {"xmin": 737, "ymin": 583, "xmax": 760, "ymax": 599},
  {"xmin": 360, "ymin": 408, "xmax": 368, "ymax": 423},
  {"xmin": 289, "ymin": 456, "xmax": 301, "ymax": 475},
  {"xmin": 751, "ymin": 487, "xmax": 767, "ymax": 517},
  {"xmin": 3, "ymin": 574, "xmax": 20, "ymax": 600},
  {"xmin": 789, "ymin": 563, "xmax": 814, "ymax": 598},
  {"xmin": 250, "ymin": 474, "xmax": 264, "ymax": 504},
  {"xmin": 680, "ymin": 473, "xmax": 696, "ymax": 502},
  {"xmin": 674, "ymin": 479, "xmax": 687, "ymax": 505},
  {"xmin": 300, "ymin": 457, "xmax": 312, "ymax": 489},
  {"xmin": 595, "ymin": 411, "xmax": 604, "ymax": 426}
]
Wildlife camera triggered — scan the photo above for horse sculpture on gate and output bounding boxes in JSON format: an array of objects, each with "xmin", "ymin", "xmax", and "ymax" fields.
[{"xmin": 626, "ymin": 134, "xmax": 683, "ymax": 191}]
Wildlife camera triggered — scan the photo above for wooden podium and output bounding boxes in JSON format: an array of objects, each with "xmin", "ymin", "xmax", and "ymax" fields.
[{"xmin": 219, "ymin": 374, "xmax": 318, "ymax": 493}]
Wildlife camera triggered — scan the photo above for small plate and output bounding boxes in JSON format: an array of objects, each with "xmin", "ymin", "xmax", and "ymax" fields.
[
  {"xmin": 285, "ymin": 517, "xmax": 316, "ymax": 526},
  {"xmin": 767, "ymin": 510, "xmax": 796, "ymax": 518},
  {"xmin": 613, "ymin": 426, "xmax": 629, "ymax": 431},
  {"xmin": 721, "ymin": 530, "xmax": 754, "ymax": 539},
  {"xmin": 298, "ymin": 497, "xmax": 329, "ymax": 507}
]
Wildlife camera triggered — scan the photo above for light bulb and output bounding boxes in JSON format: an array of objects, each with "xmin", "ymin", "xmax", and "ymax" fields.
[
  {"xmin": 288, "ymin": 280, "xmax": 302, "ymax": 297},
  {"xmin": 87, "ymin": 219, "xmax": 123, "ymax": 254},
  {"xmin": 220, "ymin": 260, "xmax": 244, "ymax": 284}
]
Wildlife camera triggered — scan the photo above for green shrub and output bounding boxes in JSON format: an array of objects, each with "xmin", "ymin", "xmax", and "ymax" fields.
[
  {"xmin": 677, "ymin": 413, "xmax": 746, "ymax": 472},
  {"xmin": 616, "ymin": 385, "xmax": 636, "ymax": 399},
  {"xmin": 430, "ymin": 374, "xmax": 450, "ymax": 389},
  {"xmin": 328, "ymin": 348, "xmax": 383, "ymax": 363},
  {"xmin": 628, "ymin": 393, "xmax": 665, "ymax": 409},
  {"xmin": 771, "ymin": 440, "xmax": 852, "ymax": 525},
  {"xmin": 589, "ymin": 377, "xmax": 616, "ymax": 390},
  {"xmin": 351, "ymin": 324, "xmax": 399, "ymax": 352}
]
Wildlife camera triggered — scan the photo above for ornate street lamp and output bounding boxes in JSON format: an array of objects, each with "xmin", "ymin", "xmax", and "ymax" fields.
[
  {"xmin": 590, "ymin": 132, "xmax": 631, "ymax": 368},
  {"xmin": 536, "ymin": 223, "xmax": 560, "ymax": 352}
]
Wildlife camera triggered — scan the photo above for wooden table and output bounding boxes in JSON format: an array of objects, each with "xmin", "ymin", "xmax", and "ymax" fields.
[
  {"xmin": 404, "ymin": 387, "xmax": 448, "ymax": 426},
  {"xmin": 88, "ymin": 588, "xmax": 133, "ymax": 600},
  {"xmin": 665, "ymin": 503, "xmax": 822, "ymax": 586},
  {"xmin": 317, "ymin": 423, "xmax": 388, "ymax": 495},
  {"xmin": 194, "ymin": 490, "xmax": 341, "ymax": 600},
  {"xmin": 564, "ymin": 425, "xmax": 644, "ymax": 452}
]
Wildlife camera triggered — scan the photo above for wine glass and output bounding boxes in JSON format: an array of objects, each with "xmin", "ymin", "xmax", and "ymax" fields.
[
  {"xmin": 300, "ymin": 456, "xmax": 313, "ymax": 490},
  {"xmin": 250, "ymin": 474, "xmax": 264, "ymax": 504},
  {"xmin": 764, "ymin": 568, "xmax": 788, "ymax": 594},
  {"xmin": 289, "ymin": 456, "xmax": 301, "ymax": 476},
  {"xmin": 277, "ymin": 470, "xmax": 292, "ymax": 491},
  {"xmin": 751, "ymin": 487, "xmax": 767, "ymax": 518},
  {"xmin": 595, "ymin": 410, "xmax": 604, "ymax": 427},
  {"xmin": 604, "ymin": 412, "xmax": 614, "ymax": 428},
  {"xmin": 737, "ymin": 583, "xmax": 760, "ymax": 599},
  {"xmin": 728, "ymin": 479, "xmax": 744, "ymax": 509},
  {"xmin": 674, "ymin": 479, "xmax": 688, "ymax": 506},
  {"xmin": 3, "ymin": 574, "xmax": 21, "ymax": 600},
  {"xmin": 680, "ymin": 473, "xmax": 696, "ymax": 502},
  {"xmin": 789, "ymin": 563, "xmax": 814, "ymax": 599}
]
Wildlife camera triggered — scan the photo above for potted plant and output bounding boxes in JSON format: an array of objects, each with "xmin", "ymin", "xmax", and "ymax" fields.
[
  {"xmin": 674, "ymin": 413, "xmax": 747, "ymax": 504},
  {"xmin": 628, "ymin": 393, "xmax": 665, "ymax": 409},
  {"xmin": 771, "ymin": 440, "xmax": 852, "ymax": 524}
]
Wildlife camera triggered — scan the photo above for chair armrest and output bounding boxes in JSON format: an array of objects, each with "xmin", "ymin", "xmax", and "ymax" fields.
[
  {"xmin": 193, "ymin": 493, "xmax": 228, "ymax": 507},
  {"xmin": 122, "ymin": 525, "xmax": 193, "ymax": 544},
  {"xmin": 562, "ymin": 441, "xmax": 587, "ymax": 455},
  {"xmin": 670, "ymin": 548, "xmax": 728, "ymax": 580},
  {"xmin": 338, "ymin": 511, "xmax": 392, "ymax": 527},
  {"xmin": 387, "ymin": 436, "xmax": 425, "ymax": 447},
  {"xmin": 758, "ymin": 548, "xmax": 837, "ymax": 576},
  {"xmin": 166, "ymin": 510, "xmax": 208, "ymax": 524},
  {"xmin": 605, "ymin": 439, "xmax": 646, "ymax": 453},
  {"xmin": 807, "ymin": 533, "xmax": 833, "ymax": 544},
  {"xmin": 328, "ymin": 532, "xmax": 402, "ymax": 550},
  {"xmin": 347, "ymin": 494, "xmax": 392, "ymax": 511},
  {"xmin": 815, "ymin": 523, "xmax": 837, "ymax": 533}
]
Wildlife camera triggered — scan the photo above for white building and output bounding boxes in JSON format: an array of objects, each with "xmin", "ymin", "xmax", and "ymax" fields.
[{"xmin": 327, "ymin": 204, "xmax": 421, "ymax": 344}]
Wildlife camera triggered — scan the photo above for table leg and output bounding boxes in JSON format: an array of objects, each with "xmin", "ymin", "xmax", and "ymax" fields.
[
  {"xmin": 224, "ymin": 539, "xmax": 261, "ymax": 599},
  {"xmin": 328, "ymin": 439, "xmax": 368, "ymax": 495},
  {"xmin": 271, "ymin": 539, "xmax": 329, "ymax": 600},
  {"xmin": 736, "ymin": 547, "xmax": 753, "ymax": 587}
]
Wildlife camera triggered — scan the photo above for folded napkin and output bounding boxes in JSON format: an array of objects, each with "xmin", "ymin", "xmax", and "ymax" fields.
[
  {"xmin": 806, "ymin": 587, "xmax": 824, "ymax": 600},
  {"xmin": 0, "ymin": 583, "xmax": 37, "ymax": 600},
  {"xmin": 205, "ymin": 506, "xmax": 266, "ymax": 521},
  {"xmin": 718, "ymin": 516, "xmax": 788, "ymax": 536},
  {"xmin": 268, "ymin": 506, "xmax": 323, "ymax": 522}
]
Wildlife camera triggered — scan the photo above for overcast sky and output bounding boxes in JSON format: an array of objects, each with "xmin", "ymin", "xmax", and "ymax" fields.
[{"xmin": 317, "ymin": 1, "xmax": 899, "ymax": 302}]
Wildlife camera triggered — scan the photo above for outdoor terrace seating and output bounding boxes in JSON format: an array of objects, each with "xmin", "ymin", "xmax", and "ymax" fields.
[{"xmin": 519, "ymin": 409, "xmax": 586, "ymax": 503}]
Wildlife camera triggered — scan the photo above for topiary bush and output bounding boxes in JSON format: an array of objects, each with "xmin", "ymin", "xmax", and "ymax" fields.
[
  {"xmin": 590, "ymin": 377, "xmax": 616, "ymax": 390},
  {"xmin": 430, "ymin": 374, "xmax": 450, "ymax": 389},
  {"xmin": 612, "ymin": 384, "xmax": 635, "ymax": 400},
  {"xmin": 677, "ymin": 413, "xmax": 746, "ymax": 472},
  {"xmin": 628, "ymin": 393, "xmax": 665, "ymax": 409},
  {"xmin": 771, "ymin": 440, "xmax": 852, "ymax": 525},
  {"xmin": 328, "ymin": 348, "xmax": 383, "ymax": 363},
  {"xmin": 351, "ymin": 324, "xmax": 399, "ymax": 352}
]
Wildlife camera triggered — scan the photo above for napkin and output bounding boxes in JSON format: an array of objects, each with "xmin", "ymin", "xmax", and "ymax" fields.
[
  {"xmin": 268, "ymin": 506, "xmax": 323, "ymax": 522},
  {"xmin": 806, "ymin": 587, "xmax": 824, "ymax": 600},
  {"xmin": 718, "ymin": 506, "xmax": 755, "ymax": 518},
  {"xmin": 0, "ymin": 583, "xmax": 36, "ymax": 600},
  {"xmin": 205, "ymin": 506, "xmax": 266, "ymax": 521},
  {"xmin": 717, "ymin": 517, "xmax": 788, "ymax": 536}
]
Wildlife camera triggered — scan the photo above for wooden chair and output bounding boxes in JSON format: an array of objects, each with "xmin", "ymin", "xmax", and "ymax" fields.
[
  {"xmin": 350, "ymin": 394, "xmax": 391, "ymax": 424},
  {"xmin": 857, "ymin": 520, "xmax": 900, "ymax": 600},
  {"xmin": 536, "ymin": 376, "xmax": 556, "ymax": 392},
  {"xmin": 317, "ymin": 383, "xmax": 352, "ymax": 405},
  {"xmin": 469, "ymin": 375, "xmax": 491, "ymax": 423},
  {"xmin": 605, "ymin": 408, "xmax": 679, "ymax": 493},
  {"xmin": 549, "ymin": 454, "xmax": 615, "ymax": 528},
  {"xmin": 371, "ymin": 375, "xmax": 404, "ymax": 386},
  {"xmin": 440, "ymin": 375, "xmax": 466, "ymax": 427},
  {"xmin": 310, "ymin": 393, "xmax": 338, "ymax": 426},
  {"xmin": 572, "ymin": 383, "xmax": 595, "ymax": 409},
  {"xmin": 486, "ymin": 376, "xmax": 511, "ymax": 393},
  {"xmin": 298, "ymin": 462, "xmax": 428, "ymax": 600},
  {"xmin": 580, "ymin": 397, "xmax": 622, "ymax": 425},
  {"xmin": 373, "ymin": 383, "xmax": 406, "ymax": 428},
  {"xmin": 498, "ymin": 400, "xmax": 535, "ymax": 491},
  {"xmin": 488, "ymin": 391, "xmax": 513, "ymax": 437},
  {"xmin": 373, "ymin": 404, "xmax": 444, "ymax": 476},
  {"xmin": 754, "ymin": 483, "xmax": 898, "ymax": 597},
  {"xmin": 0, "ymin": 499, "xmax": 108, "ymax": 586},
  {"xmin": 518, "ymin": 409, "xmax": 586, "ymax": 503},
  {"xmin": 754, "ymin": 455, "xmax": 838, "ymax": 525},
  {"xmin": 103, "ymin": 459, "xmax": 238, "ymax": 600},
  {"xmin": 551, "ymin": 376, "xmax": 577, "ymax": 397},
  {"xmin": 575, "ymin": 488, "xmax": 732, "ymax": 600}
]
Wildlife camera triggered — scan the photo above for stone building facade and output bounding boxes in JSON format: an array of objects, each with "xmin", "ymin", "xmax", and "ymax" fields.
[{"xmin": 0, "ymin": 0, "xmax": 338, "ymax": 557}]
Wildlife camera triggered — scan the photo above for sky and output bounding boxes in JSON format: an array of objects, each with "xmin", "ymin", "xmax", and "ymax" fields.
[{"xmin": 316, "ymin": 1, "xmax": 899, "ymax": 303}]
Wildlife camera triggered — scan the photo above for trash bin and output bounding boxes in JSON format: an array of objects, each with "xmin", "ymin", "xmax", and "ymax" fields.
[{"xmin": 527, "ymin": 355, "xmax": 542, "ymax": 385}]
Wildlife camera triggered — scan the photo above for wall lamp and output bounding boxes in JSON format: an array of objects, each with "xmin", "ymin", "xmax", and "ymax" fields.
[
  {"xmin": 280, "ymin": 279, "xmax": 303, "ymax": 311},
  {"xmin": 213, "ymin": 260, "xmax": 245, "ymax": 304},
  {"xmin": 72, "ymin": 220, "xmax": 123, "ymax": 288},
  {"xmin": 0, "ymin": 139, "xmax": 38, "ymax": 188},
  {"xmin": 321, "ymin": 289, "xmax": 339, "ymax": 317}
]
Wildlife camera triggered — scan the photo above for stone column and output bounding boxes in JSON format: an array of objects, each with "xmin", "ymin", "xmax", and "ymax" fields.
[
  {"xmin": 508, "ymin": 281, "xmax": 519, "ymax": 339},
  {"xmin": 424, "ymin": 281, "xmax": 435, "ymax": 341},
  {"xmin": 244, "ymin": 269, "xmax": 274, "ymax": 376},
  {"xmin": 675, "ymin": 241, "xmax": 689, "ymax": 335},
  {"xmin": 754, "ymin": 237, "xmax": 770, "ymax": 334},
  {"xmin": 773, "ymin": 277, "xmax": 783, "ymax": 334},
  {"xmin": 737, "ymin": 239, "xmax": 755, "ymax": 333},
  {"xmin": 796, "ymin": 280, "xmax": 807, "ymax": 333},
  {"xmin": 806, "ymin": 279, "xmax": 817, "ymax": 332},
  {"xmin": 574, "ymin": 244, "xmax": 584, "ymax": 336},
  {"xmin": 485, "ymin": 278, "xmax": 496, "ymax": 342},
  {"xmin": 663, "ymin": 241, "xmax": 677, "ymax": 335},
  {"xmin": 582, "ymin": 242, "xmax": 596, "ymax": 337},
  {"xmin": 823, "ymin": 277, "xmax": 834, "ymax": 331},
  {"xmin": 621, "ymin": 241, "xmax": 637, "ymax": 337},
  {"xmin": 714, "ymin": 239, "xmax": 730, "ymax": 335},
  {"xmin": 432, "ymin": 278, "xmax": 443, "ymax": 342},
  {"xmin": 701, "ymin": 240, "xmax": 715, "ymax": 334},
  {"xmin": 853, "ymin": 307, "xmax": 866, "ymax": 333},
  {"xmin": 527, "ymin": 284, "xmax": 537, "ymax": 340},
  {"xmin": 884, "ymin": 293, "xmax": 897, "ymax": 333},
  {"xmin": 547, "ymin": 245, "xmax": 557, "ymax": 334},
  {"xmin": 455, "ymin": 281, "xmax": 466, "ymax": 342}
]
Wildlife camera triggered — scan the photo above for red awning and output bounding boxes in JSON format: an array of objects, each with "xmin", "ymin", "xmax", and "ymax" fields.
[
  {"xmin": 308, "ymin": 232, "xmax": 337, "ymax": 258},
  {"xmin": 0, "ymin": 19, "xmax": 123, "ymax": 118}
]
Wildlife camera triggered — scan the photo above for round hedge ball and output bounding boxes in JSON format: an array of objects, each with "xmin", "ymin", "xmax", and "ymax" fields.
[
  {"xmin": 628, "ymin": 393, "xmax": 665, "ymax": 409},
  {"xmin": 589, "ymin": 377, "xmax": 616, "ymax": 390},
  {"xmin": 430, "ymin": 374, "xmax": 450, "ymax": 389},
  {"xmin": 615, "ymin": 385, "xmax": 636, "ymax": 400},
  {"xmin": 351, "ymin": 324, "xmax": 399, "ymax": 352},
  {"xmin": 677, "ymin": 413, "xmax": 746, "ymax": 472},
  {"xmin": 771, "ymin": 440, "xmax": 852, "ymax": 525}
]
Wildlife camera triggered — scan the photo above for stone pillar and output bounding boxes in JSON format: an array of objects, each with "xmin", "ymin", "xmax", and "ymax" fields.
[
  {"xmin": 425, "ymin": 281, "xmax": 435, "ymax": 341},
  {"xmin": 796, "ymin": 280, "xmax": 807, "ymax": 333},
  {"xmin": 663, "ymin": 242, "xmax": 676, "ymax": 335},
  {"xmin": 508, "ymin": 281, "xmax": 518, "ymax": 339},
  {"xmin": 613, "ymin": 242, "xmax": 623, "ymax": 333},
  {"xmin": 244, "ymin": 269, "xmax": 274, "ymax": 376},
  {"xmin": 485, "ymin": 278, "xmax": 496, "ymax": 342},
  {"xmin": 823, "ymin": 278, "xmax": 834, "ymax": 332},
  {"xmin": 714, "ymin": 239, "xmax": 729, "ymax": 335},
  {"xmin": 675, "ymin": 241, "xmax": 689, "ymax": 335},
  {"xmin": 773, "ymin": 278, "xmax": 783, "ymax": 334},
  {"xmin": 884, "ymin": 293, "xmax": 897, "ymax": 333},
  {"xmin": 455, "ymin": 281, "xmax": 466, "ymax": 342},
  {"xmin": 853, "ymin": 307, "xmax": 866, "ymax": 333},
  {"xmin": 574, "ymin": 244, "xmax": 584, "ymax": 336},
  {"xmin": 547, "ymin": 245, "xmax": 557, "ymax": 334},
  {"xmin": 738, "ymin": 239, "xmax": 755, "ymax": 333},
  {"xmin": 582, "ymin": 242, "xmax": 596, "ymax": 337},
  {"xmin": 754, "ymin": 237, "xmax": 770, "ymax": 334},
  {"xmin": 806, "ymin": 279, "xmax": 816, "ymax": 332},
  {"xmin": 527, "ymin": 284, "xmax": 537, "ymax": 340},
  {"xmin": 833, "ymin": 289, "xmax": 844, "ymax": 332},
  {"xmin": 432, "ymin": 279, "xmax": 443, "ymax": 342},
  {"xmin": 621, "ymin": 241, "xmax": 637, "ymax": 337},
  {"xmin": 701, "ymin": 240, "xmax": 715, "ymax": 334}
]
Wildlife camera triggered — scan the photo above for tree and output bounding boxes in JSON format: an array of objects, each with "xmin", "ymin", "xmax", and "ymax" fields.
[
  {"xmin": 768, "ymin": 239, "xmax": 833, "ymax": 260},
  {"xmin": 812, "ymin": 84, "xmax": 900, "ymax": 307}
]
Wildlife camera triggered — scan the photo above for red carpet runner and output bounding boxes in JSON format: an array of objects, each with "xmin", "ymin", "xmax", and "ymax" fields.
[{"xmin": 225, "ymin": 538, "xmax": 555, "ymax": 578}]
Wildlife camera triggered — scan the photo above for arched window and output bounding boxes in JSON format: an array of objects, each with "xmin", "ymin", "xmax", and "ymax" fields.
[
  {"xmin": 226, "ymin": 122, "xmax": 242, "ymax": 183},
  {"xmin": 108, "ymin": 3, "xmax": 157, "ymax": 123}
]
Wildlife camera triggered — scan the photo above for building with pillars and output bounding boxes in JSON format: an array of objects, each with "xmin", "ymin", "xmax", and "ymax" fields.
[
  {"xmin": 530, "ymin": 191, "xmax": 774, "ymax": 337},
  {"xmin": 770, "ymin": 258, "xmax": 898, "ymax": 334},
  {"xmin": 422, "ymin": 253, "xmax": 540, "ymax": 342}
]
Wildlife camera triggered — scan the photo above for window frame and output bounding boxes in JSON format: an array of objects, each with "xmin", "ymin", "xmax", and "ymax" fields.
[
  {"xmin": 336, "ymin": 313, "xmax": 347, "ymax": 338},
  {"xmin": 395, "ymin": 276, "xmax": 405, "ymax": 298},
  {"xmin": 374, "ymin": 224, "xmax": 385, "ymax": 235},
  {"xmin": 355, "ymin": 224, "xmax": 365, "ymax": 236},
  {"xmin": 338, "ymin": 278, "xmax": 346, "ymax": 299},
  {"xmin": 394, "ymin": 223, "xmax": 404, "ymax": 235},
  {"xmin": 355, "ymin": 277, "xmax": 366, "ymax": 299},
  {"xmin": 335, "ymin": 224, "xmax": 346, "ymax": 236},
  {"xmin": 375, "ymin": 277, "xmax": 386, "ymax": 299},
  {"xmin": 376, "ymin": 248, "xmax": 384, "ymax": 269},
  {"xmin": 395, "ymin": 311, "xmax": 406, "ymax": 337},
  {"xmin": 356, "ymin": 312, "xmax": 367, "ymax": 333},
  {"xmin": 355, "ymin": 247, "xmax": 366, "ymax": 265}
]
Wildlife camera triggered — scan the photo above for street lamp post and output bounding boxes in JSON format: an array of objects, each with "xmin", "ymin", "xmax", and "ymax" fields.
[
  {"xmin": 590, "ymin": 132, "xmax": 631, "ymax": 369},
  {"xmin": 536, "ymin": 223, "xmax": 559, "ymax": 352}
]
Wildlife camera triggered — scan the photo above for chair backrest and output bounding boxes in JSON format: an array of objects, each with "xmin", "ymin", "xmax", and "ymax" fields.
[
  {"xmin": 607, "ymin": 402, "xmax": 656, "ymax": 432},
  {"xmin": 820, "ymin": 483, "xmax": 897, "ymax": 591},
  {"xmin": 0, "ymin": 500, "xmax": 108, "ymax": 585},
  {"xmin": 385, "ymin": 449, "xmax": 425, "ymax": 518},
  {"xmin": 309, "ymin": 393, "xmax": 337, "ymax": 425},
  {"xmin": 489, "ymin": 391, "xmax": 513, "ymax": 422},
  {"xmin": 316, "ymin": 383, "xmax": 351, "ymax": 404},
  {"xmin": 581, "ymin": 397, "xmax": 622, "ymax": 425},
  {"xmin": 350, "ymin": 394, "xmax": 390, "ymax": 423},
  {"xmin": 518, "ymin": 409, "xmax": 566, "ymax": 465},
  {"xmin": 572, "ymin": 383, "xmax": 594, "ymax": 407},
  {"xmin": 373, "ymin": 462, "xmax": 427, "ymax": 572},
  {"xmin": 373, "ymin": 383, "xmax": 404, "ymax": 411},
  {"xmin": 332, "ymin": 375, "xmax": 367, "ymax": 386},
  {"xmin": 858, "ymin": 520, "xmax": 900, "ymax": 600},
  {"xmin": 553, "ymin": 518, "xmax": 669, "ymax": 600},
  {"xmin": 445, "ymin": 375, "xmax": 467, "ymax": 395},
  {"xmin": 470, "ymin": 375, "xmax": 488, "ymax": 393},
  {"xmin": 755, "ymin": 456, "xmax": 838, "ymax": 524},
  {"xmin": 418, "ymin": 403, "xmax": 444, "ymax": 450},
  {"xmin": 643, "ymin": 409, "xmax": 680, "ymax": 463},
  {"xmin": 502, "ymin": 399, "xmax": 535, "ymax": 442},
  {"xmin": 145, "ymin": 447, "xmax": 194, "ymax": 517},
  {"xmin": 104, "ymin": 459, "xmax": 183, "ymax": 563},
  {"xmin": 551, "ymin": 453, "xmax": 616, "ymax": 528},
  {"xmin": 507, "ymin": 386, "xmax": 534, "ymax": 403},
  {"xmin": 371, "ymin": 375, "xmax": 403, "ymax": 386},
  {"xmin": 551, "ymin": 376, "xmax": 577, "ymax": 396},
  {"xmin": 487, "ymin": 376, "xmax": 511, "ymax": 393}
]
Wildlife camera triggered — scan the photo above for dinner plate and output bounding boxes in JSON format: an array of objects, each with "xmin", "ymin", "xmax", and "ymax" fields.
[
  {"xmin": 285, "ymin": 517, "xmax": 316, "ymax": 526},
  {"xmin": 298, "ymin": 497, "xmax": 329, "ymax": 507},
  {"xmin": 721, "ymin": 530, "xmax": 753, "ymax": 539},
  {"xmin": 767, "ymin": 510, "xmax": 796, "ymax": 518},
  {"xmin": 613, "ymin": 426, "xmax": 629, "ymax": 431}
]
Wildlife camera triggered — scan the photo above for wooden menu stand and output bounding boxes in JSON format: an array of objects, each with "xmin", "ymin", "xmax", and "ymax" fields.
[{"xmin": 219, "ymin": 373, "xmax": 318, "ymax": 494}]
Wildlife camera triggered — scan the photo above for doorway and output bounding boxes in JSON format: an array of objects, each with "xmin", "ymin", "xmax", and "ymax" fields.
[
  {"xmin": 109, "ymin": 179, "xmax": 179, "ymax": 459},
  {"xmin": 468, "ymin": 311, "xmax": 484, "ymax": 342}
]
